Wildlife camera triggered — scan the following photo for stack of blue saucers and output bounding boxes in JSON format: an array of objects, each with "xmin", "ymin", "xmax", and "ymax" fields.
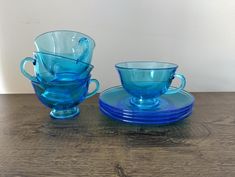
[{"xmin": 99, "ymin": 86, "xmax": 194, "ymax": 125}]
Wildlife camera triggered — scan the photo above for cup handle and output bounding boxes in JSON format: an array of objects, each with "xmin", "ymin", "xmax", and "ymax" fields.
[
  {"xmin": 165, "ymin": 73, "xmax": 186, "ymax": 94},
  {"xmin": 20, "ymin": 57, "xmax": 37, "ymax": 82},
  {"xmin": 85, "ymin": 79, "xmax": 100, "ymax": 99}
]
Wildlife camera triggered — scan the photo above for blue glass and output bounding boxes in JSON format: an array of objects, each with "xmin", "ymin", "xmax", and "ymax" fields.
[
  {"xmin": 116, "ymin": 61, "xmax": 186, "ymax": 109},
  {"xmin": 100, "ymin": 101, "xmax": 193, "ymax": 117},
  {"xmin": 34, "ymin": 30, "xmax": 95, "ymax": 64},
  {"xmin": 99, "ymin": 86, "xmax": 194, "ymax": 113},
  {"xmin": 100, "ymin": 102, "xmax": 193, "ymax": 119},
  {"xmin": 20, "ymin": 52, "xmax": 93, "ymax": 82},
  {"xmin": 32, "ymin": 76, "xmax": 99, "ymax": 119},
  {"xmin": 100, "ymin": 104, "xmax": 192, "ymax": 121},
  {"xmin": 98, "ymin": 86, "xmax": 194, "ymax": 124},
  {"xmin": 100, "ymin": 106, "xmax": 192, "ymax": 125}
]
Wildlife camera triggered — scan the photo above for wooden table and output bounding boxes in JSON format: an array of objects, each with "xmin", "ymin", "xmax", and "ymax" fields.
[{"xmin": 0, "ymin": 93, "xmax": 235, "ymax": 177}]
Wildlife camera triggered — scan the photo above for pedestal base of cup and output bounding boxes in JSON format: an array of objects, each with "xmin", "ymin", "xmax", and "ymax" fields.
[
  {"xmin": 50, "ymin": 107, "xmax": 79, "ymax": 119},
  {"xmin": 130, "ymin": 97, "xmax": 160, "ymax": 110}
]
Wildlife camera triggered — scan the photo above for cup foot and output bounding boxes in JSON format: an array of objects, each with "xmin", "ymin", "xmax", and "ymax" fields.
[
  {"xmin": 130, "ymin": 97, "xmax": 159, "ymax": 110},
  {"xmin": 50, "ymin": 107, "xmax": 79, "ymax": 119}
]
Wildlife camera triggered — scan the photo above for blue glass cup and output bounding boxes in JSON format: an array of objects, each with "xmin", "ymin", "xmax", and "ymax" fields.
[
  {"xmin": 20, "ymin": 52, "xmax": 94, "ymax": 83},
  {"xmin": 31, "ymin": 75, "xmax": 99, "ymax": 119},
  {"xmin": 115, "ymin": 61, "xmax": 186, "ymax": 109},
  {"xmin": 34, "ymin": 30, "xmax": 95, "ymax": 64}
]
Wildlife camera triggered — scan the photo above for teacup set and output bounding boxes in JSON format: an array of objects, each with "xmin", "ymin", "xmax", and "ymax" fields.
[
  {"xmin": 21, "ymin": 30, "xmax": 194, "ymax": 125},
  {"xmin": 99, "ymin": 61, "xmax": 194, "ymax": 124}
]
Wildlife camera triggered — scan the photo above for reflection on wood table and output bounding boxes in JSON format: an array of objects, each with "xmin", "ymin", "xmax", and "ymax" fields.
[{"xmin": 0, "ymin": 93, "xmax": 235, "ymax": 177}]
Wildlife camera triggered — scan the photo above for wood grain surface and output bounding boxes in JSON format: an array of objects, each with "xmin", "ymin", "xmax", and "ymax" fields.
[{"xmin": 0, "ymin": 93, "xmax": 235, "ymax": 177}]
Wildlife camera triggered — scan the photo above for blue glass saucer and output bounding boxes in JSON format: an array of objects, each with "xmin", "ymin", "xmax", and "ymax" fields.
[
  {"xmin": 100, "ymin": 101, "xmax": 193, "ymax": 119},
  {"xmin": 99, "ymin": 86, "xmax": 194, "ymax": 125},
  {"xmin": 99, "ymin": 86, "xmax": 194, "ymax": 113},
  {"xmin": 100, "ymin": 106, "xmax": 192, "ymax": 125},
  {"xmin": 100, "ymin": 100, "xmax": 193, "ymax": 117}
]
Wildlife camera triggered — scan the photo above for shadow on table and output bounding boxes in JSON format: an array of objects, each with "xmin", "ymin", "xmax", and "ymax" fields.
[{"xmin": 39, "ymin": 104, "xmax": 211, "ymax": 148}]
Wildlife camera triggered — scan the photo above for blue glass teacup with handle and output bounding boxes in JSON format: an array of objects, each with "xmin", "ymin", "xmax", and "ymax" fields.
[
  {"xmin": 34, "ymin": 30, "xmax": 95, "ymax": 64},
  {"xmin": 31, "ymin": 75, "xmax": 99, "ymax": 119},
  {"xmin": 20, "ymin": 52, "xmax": 94, "ymax": 83},
  {"xmin": 115, "ymin": 61, "xmax": 186, "ymax": 109}
]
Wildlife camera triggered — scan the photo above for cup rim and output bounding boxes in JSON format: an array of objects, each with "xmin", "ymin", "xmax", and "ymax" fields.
[
  {"xmin": 34, "ymin": 29, "xmax": 96, "ymax": 47},
  {"xmin": 115, "ymin": 61, "xmax": 178, "ymax": 70},
  {"xmin": 31, "ymin": 74, "xmax": 92, "ymax": 85},
  {"xmin": 33, "ymin": 51, "xmax": 94, "ymax": 69}
]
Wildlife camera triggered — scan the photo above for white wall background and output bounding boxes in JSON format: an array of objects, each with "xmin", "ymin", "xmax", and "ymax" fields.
[{"xmin": 0, "ymin": 0, "xmax": 235, "ymax": 93}]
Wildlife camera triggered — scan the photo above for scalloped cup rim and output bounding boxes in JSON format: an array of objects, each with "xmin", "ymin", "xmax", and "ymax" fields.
[
  {"xmin": 34, "ymin": 29, "xmax": 95, "ymax": 47},
  {"xmin": 115, "ymin": 61, "xmax": 178, "ymax": 70}
]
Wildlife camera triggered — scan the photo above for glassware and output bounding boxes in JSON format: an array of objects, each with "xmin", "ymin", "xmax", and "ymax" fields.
[
  {"xmin": 32, "ymin": 76, "xmax": 99, "ymax": 119},
  {"xmin": 99, "ymin": 86, "xmax": 194, "ymax": 125},
  {"xmin": 99, "ymin": 86, "xmax": 194, "ymax": 114},
  {"xmin": 100, "ymin": 106, "xmax": 192, "ymax": 125},
  {"xmin": 99, "ymin": 101, "xmax": 193, "ymax": 117},
  {"xmin": 100, "ymin": 101, "xmax": 193, "ymax": 119},
  {"xmin": 115, "ymin": 61, "xmax": 186, "ymax": 109},
  {"xmin": 20, "ymin": 52, "xmax": 93, "ymax": 83},
  {"xmin": 34, "ymin": 30, "xmax": 95, "ymax": 64}
]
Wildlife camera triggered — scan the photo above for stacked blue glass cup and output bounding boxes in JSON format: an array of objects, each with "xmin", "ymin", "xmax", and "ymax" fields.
[{"xmin": 20, "ymin": 30, "xmax": 99, "ymax": 119}]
